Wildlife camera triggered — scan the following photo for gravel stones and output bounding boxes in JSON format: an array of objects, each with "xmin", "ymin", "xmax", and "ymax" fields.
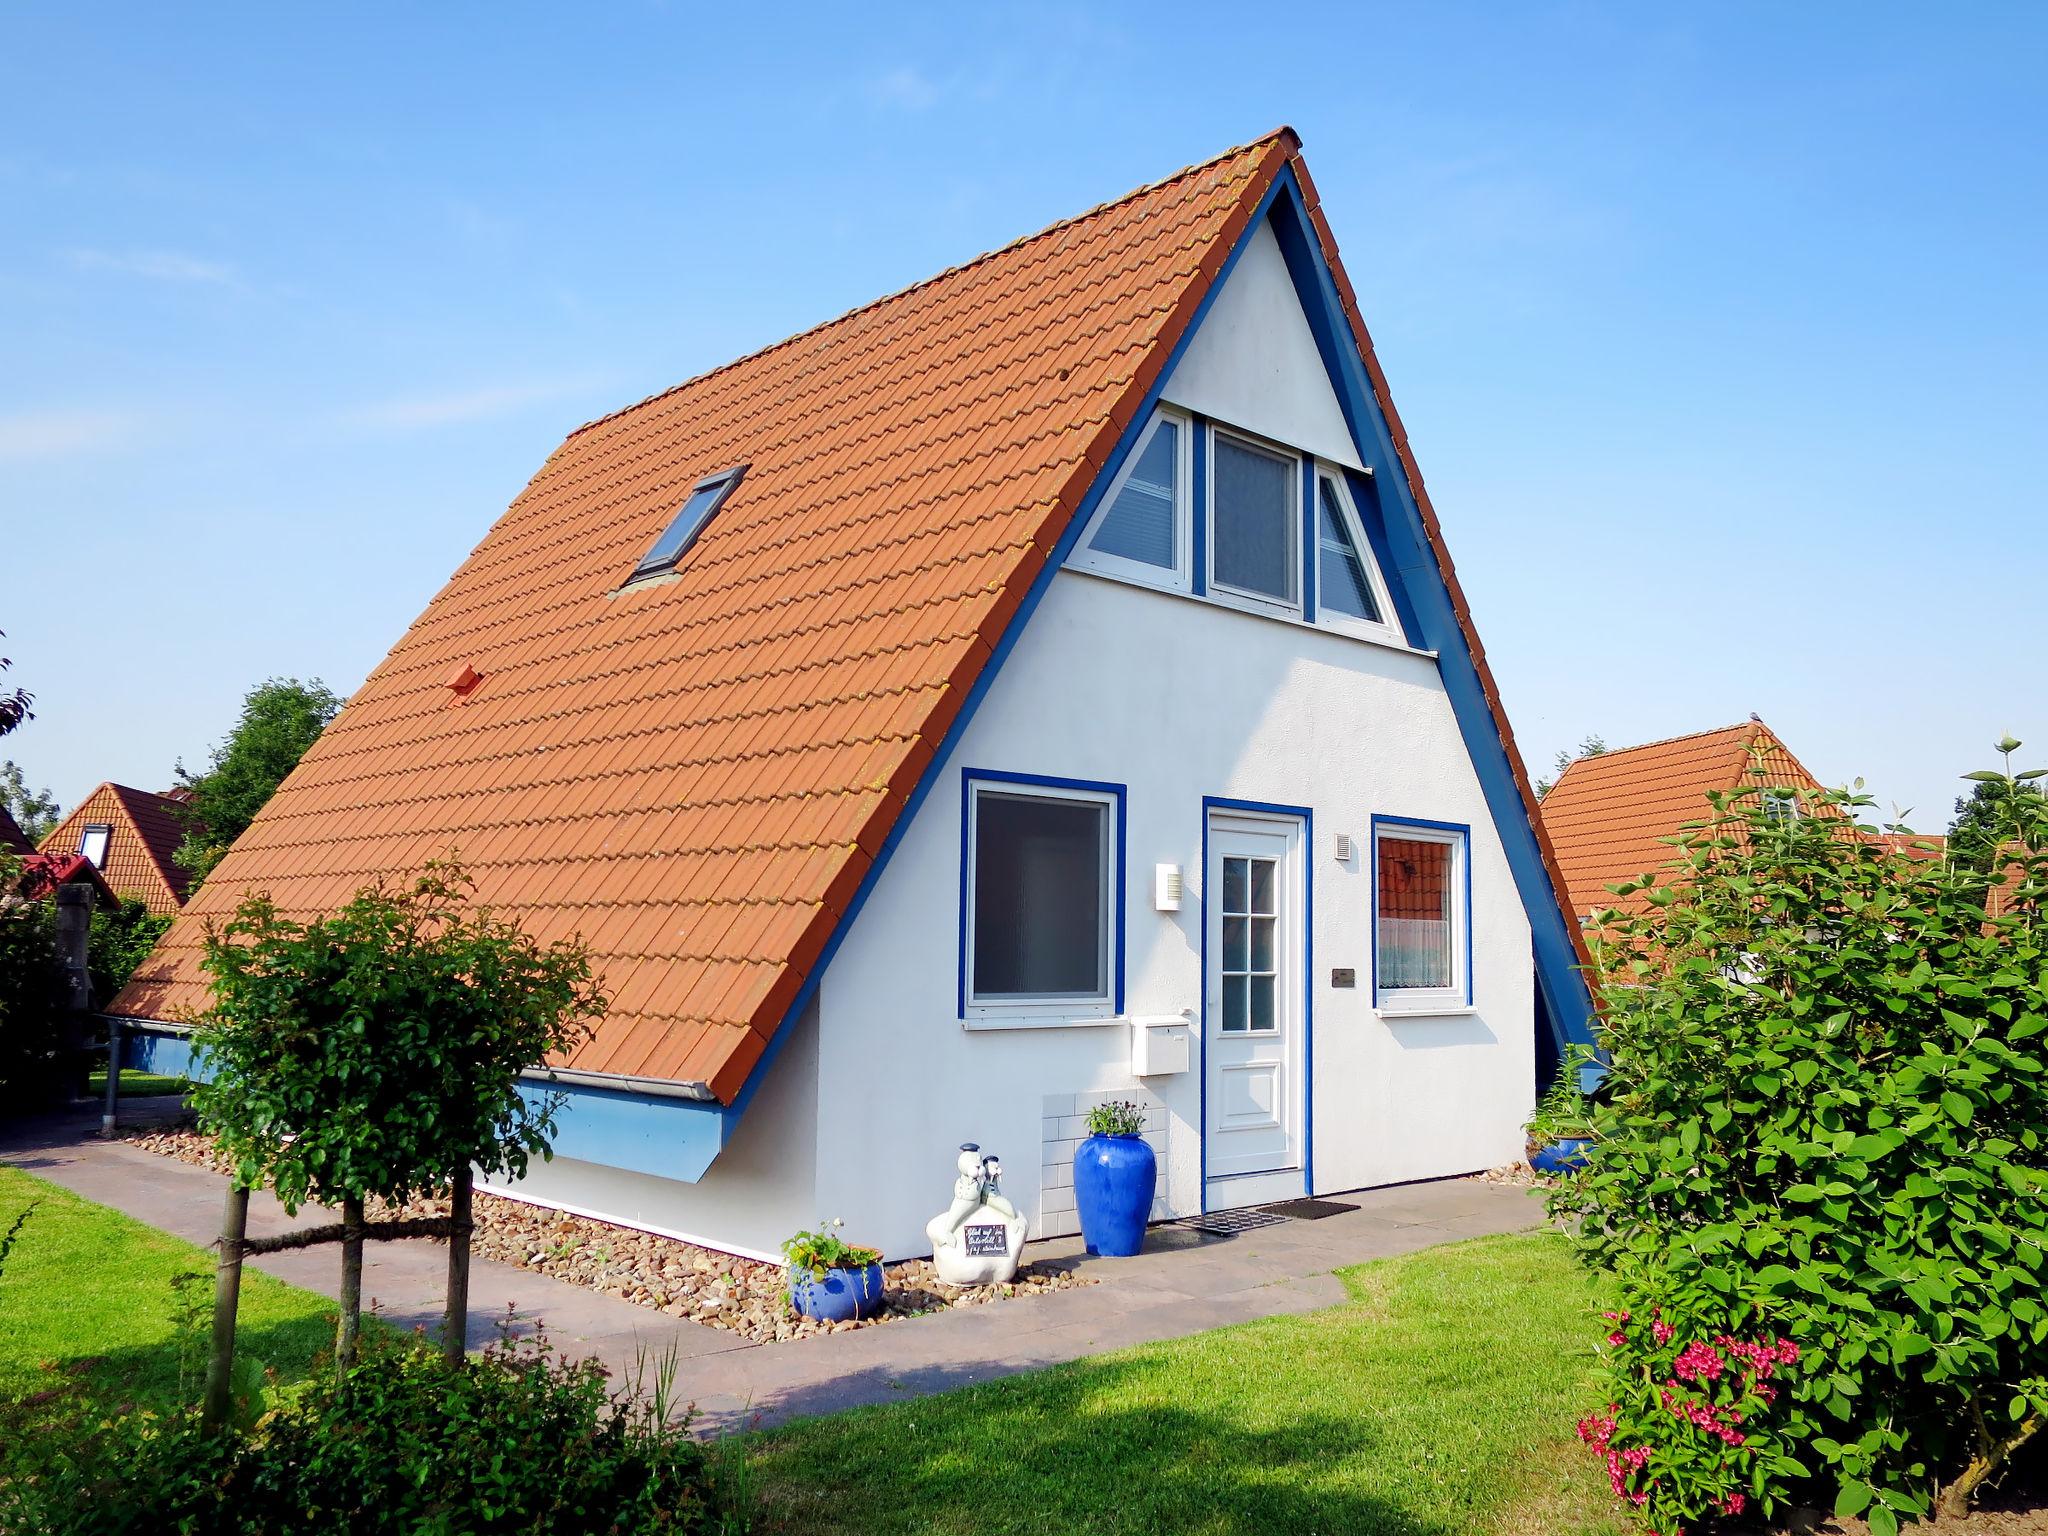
[{"xmin": 121, "ymin": 1125, "xmax": 1093, "ymax": 1343}]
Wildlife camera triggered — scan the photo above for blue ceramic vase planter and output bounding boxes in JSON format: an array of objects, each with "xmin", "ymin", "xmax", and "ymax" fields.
[
  {"xmin": 1074, "ymin": 1132, "xmax": 1156, "ymax": 1257},
  {"xmin": 788, "ymin": 1259, "xmax": 886, "ymax": 1323},
  {"xmin": 1529, "ymin": 1138, "xmax": 1593, "ymax": 1175}
]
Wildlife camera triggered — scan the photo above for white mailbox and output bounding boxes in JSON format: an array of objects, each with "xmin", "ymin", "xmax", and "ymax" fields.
[{"xmin": 1129, "ymin": 1014, "xmax": 1191, "ymax": 1077}]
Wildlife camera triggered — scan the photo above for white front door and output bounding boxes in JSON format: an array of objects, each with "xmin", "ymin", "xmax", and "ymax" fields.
[{"xmin": 1204, "ymin": 810, "xmax": 1306, "ymax": 1208}]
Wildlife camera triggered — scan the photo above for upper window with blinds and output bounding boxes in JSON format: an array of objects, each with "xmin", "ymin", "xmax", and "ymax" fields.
[
  {"xmin": 1067, "ymin": 405, "xmax": 1403, "ymax": 647},
  {"xmin": 1072, "ymin": 408, "xmax": 1191, "ymax": 590}
]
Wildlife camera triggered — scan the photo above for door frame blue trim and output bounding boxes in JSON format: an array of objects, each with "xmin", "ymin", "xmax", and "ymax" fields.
[
  {"xmin": 956, "ymin": 767, "xmax": 1129, "ymax": 1018},
  {"xmin": 1199, "ymin": 795, "xmax": 1315, "ymax": 1206}
]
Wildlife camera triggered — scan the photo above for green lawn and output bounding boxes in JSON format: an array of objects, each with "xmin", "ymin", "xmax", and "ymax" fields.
[
  {"xmin": 750, "ymin": 1232, "xmax": 1626, "ymax": 1536},
  {"xmin": 85, "ymin": 1068, "xmax": 191, "ymax": 1097},
  {"xmin": 0, "ymin": 1165, "xmax": 337, "ymax": 1410}
]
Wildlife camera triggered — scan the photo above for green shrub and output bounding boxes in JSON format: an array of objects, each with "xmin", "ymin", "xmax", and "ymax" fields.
[
  {"xmin": 0, "ymin": 853, "xmax": 64, "ymax": 1100},
  {"xmin": 1553, "ymin": 744, "xmax": 2048, "ymax": 1534},
  {"xmin": 0, "ymin": 1325, "xmax": 750, "ymax": 1535},
  {"xmin": 87, "ymin": 898, "xmax": 173, "ymax": 1006}
]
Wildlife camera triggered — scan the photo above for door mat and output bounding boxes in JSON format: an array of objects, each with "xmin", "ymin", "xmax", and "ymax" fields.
[
  {"xmin": 1258, "ymin": 1198, "xmax": 1359, "ymax": 1221},
  {"xmin": 1175, "ymin": 1209, "xmax": 1291, "ymax": 1237}
]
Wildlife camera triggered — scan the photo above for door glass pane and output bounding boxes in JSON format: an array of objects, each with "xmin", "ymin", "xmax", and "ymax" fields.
[
  {"xmin": 1222, "ymin": 975, "xmax": 1248, "ymax": 1032},
  {"xmin": 1222, "ymin": 856, "xmax": 1247, "ymax": 913},
  {"xmin": 1249, "ymin": 974, "xmax": 1275, "ymax": 1031},
  {"xmin": 1088, "ymin": 418, "xmax": 1178, "ymax": 568},
  {"xmin": 1317, "ymin": 477, "xmax": 1382, "ymax": 622},
  {"xmin": 1211, "ymin": 436, "xmax": 1296, "ymax": 603},
  {"xmin": 972, "ymin": 791, "xmax": 1109, "ymax": 999},
  {"xmin": 1377, "ymin": 834, "xmax": 1455, "ymax": 990},
  {"xmin": 1218, "ymin": 851, "xmax": 1281, "ymax": 1034}
]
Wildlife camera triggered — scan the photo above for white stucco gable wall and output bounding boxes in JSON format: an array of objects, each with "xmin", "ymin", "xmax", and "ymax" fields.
[{"xmin": 1159, "ymin": 219, "xmax": 1363, "ymax": 470}]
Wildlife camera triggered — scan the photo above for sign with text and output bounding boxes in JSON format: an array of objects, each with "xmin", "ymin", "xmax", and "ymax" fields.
[{"xmin": 963, "ymin": 1222, "xmax": 1010, "ymax": 1256}]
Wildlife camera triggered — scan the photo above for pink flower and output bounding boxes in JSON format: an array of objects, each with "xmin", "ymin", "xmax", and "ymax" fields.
[
  {"xmin": 1719, "ymin": 1492, "xmax": 1747, "ymax": 1516},
  {"xmin": 1672, "ymin": 1341, "xmax": 1725, "ymax": 1383},
  {"xmin": 1651, "ymin": 1319, "xmax": 1675, "ymax": 1345}
]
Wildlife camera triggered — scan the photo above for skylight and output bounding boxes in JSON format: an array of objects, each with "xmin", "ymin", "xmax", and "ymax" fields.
[{"xmin": 627, "ymin": 465, "xmax": 747, "ymax": 584}]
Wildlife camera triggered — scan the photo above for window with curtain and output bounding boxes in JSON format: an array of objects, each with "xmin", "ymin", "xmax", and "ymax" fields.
[
  {"xmin": 1316, "ymin": 475, "xmax": 1382, "ymax": 623},
  {"xmin": 1375, "ymin": 829, "xmax": 1462, "ymax": 995}
]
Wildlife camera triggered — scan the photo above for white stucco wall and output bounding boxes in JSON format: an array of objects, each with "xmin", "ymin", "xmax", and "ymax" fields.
[{"xmin": 809, "ymin": 570, "xmax": 1533, "ymax": 1257}]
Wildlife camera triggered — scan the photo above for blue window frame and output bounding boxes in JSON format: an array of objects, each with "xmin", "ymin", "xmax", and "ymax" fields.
[
  {"xmin": 958, "ymin": 769, "xmax": 1126, "ymax": 1021},
  {"xmin": 1369, "ymin": 815, "xmax": 1473, "ymax": 1009},
  {"xmin": 626, "ymin": 464, "xmax": 747, "ymax": 583}
]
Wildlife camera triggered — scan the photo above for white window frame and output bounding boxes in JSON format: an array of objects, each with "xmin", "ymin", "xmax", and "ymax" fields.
[
  {"xmin": 1070, "ymin": 407, "xmax": 1193, "ymax": 593},
  {"xmin": 1371, "ymin": 821, "xmax": 1470, "ymax": 1013},
  {"xmin": 1310, "ymin": 465, "xmax": 1403, "ymax": 646},
  {"xmin": 78, "ymin": 823, "xmax": 112, "ymax": 868},
  {"xmin": 963, "ymin": 777, "xmax": 1121, "ymax": 1023},
  {"xmin": 1205, "ymin": 424, "xmax": 1302, "ymax": 617}
]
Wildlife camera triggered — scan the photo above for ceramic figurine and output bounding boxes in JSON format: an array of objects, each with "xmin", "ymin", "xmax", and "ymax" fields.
[{"xmin": 925, "ymin": 1142, "xmax": 1028, "ymax": 1286}]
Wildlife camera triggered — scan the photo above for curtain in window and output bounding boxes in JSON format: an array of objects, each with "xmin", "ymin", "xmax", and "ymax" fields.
[
  {"xmin": 1377, "ymin": 835, "xmax": 1453, "ymax": 989},
  {"xmin": 1211, "ymin": 437, "xmax": 1294, "ymax": 601},
  {"xmin": 1316, "ymin": 477, "xmax": 1381, "ymax": 622}
]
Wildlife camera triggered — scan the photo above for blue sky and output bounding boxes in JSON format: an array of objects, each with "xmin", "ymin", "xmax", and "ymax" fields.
[{"xmin": 3, "ymin": 4, "xmax": 2042, "ymax": 831}]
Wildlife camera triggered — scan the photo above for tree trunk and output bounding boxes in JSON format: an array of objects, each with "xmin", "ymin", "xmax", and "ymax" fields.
[
  {"xmin": 442, "ymin": 1166, "xmax": 472, "ymax": 1364},
  {"xmin": 335, "ymin": 1195, "xmax": 365, "ymax": 1368},
  {"xmin": 201, "ymin": 1184, "xmax": 250, "ymax": 1433},
  {"xmin": 1937, "ymin": 1409, "xmax": 2042, "ymax": 1519}
]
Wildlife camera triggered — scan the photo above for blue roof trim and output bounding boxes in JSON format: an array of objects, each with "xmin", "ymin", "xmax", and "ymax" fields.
[{"xmin": 1262, "ymin": 168, "xmax": 1594, "ymax": 1057}]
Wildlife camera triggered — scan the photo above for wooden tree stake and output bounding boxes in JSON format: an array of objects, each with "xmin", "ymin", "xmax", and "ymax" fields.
[
  {"xmin": 442, "ymin": 1166, "xmax": 473, "ymax": 1363},
  {"xmin": 201, "ymin": 1184, "xmax": 250, "ymax": 1433}
]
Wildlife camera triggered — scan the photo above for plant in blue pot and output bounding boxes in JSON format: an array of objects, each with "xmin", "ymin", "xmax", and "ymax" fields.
[
  {"xmin": 783, "ymin": 1219, "xmax": 886, "ymax": 1324},
  {"xmin": 1073, "ymin": 1099, "xmax": 1156, "ymax": 1257},
  {"xmin": 1525, "ymin": 1047, "xmax": 1598, "ymax": 1175}
]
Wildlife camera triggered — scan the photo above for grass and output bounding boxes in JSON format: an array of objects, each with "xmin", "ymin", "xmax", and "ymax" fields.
[
  {"xmin": 85, "ymin": 1068, "xmax": 191, "ymax": 1097},
  {"xmin": 0, "ymin": 1165, "xmax": 337, "ymax": 1410},
  {"xmin": 749, "ymin": 1231, "xmax": 1628, "ymax": 1536}
]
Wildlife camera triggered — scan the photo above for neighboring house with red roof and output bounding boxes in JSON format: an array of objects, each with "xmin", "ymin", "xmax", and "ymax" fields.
[
  {"xmin": 1540, "ymin": 718, "xmax": 1945, "ymax": 923},
  {"xmin": 39, "ymin": 782, "xmax": 193, "ymax": 916},
  {"xmin": 113, "ymin": 131, "xmax": 1593, "ymax": 1258}
]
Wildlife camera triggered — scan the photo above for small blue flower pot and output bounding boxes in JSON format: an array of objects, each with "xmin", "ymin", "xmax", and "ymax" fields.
[
  {"xmin": 789, "ymin": 1259, "xmax": 886, "ymax": 1323},
  {"xmin": 1074, "ymin": 1132, "xmax": 1157, "ymax": 1257},
  {"xmin": 1530, "ymin": 1138, "xmax": 1593, "ymax": 1174}
]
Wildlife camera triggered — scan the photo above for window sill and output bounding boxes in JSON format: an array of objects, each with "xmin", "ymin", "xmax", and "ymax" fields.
[
  {"xmin": 961, "ymin": 1012, "xmax": 1125, "ymax": 1033},
  {"xmin": 1374, "ymin": 1004, "xmax": 1479, "ymax": 1020}
]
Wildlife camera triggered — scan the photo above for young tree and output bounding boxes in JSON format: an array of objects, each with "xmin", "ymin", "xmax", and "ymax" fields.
[
  {"xmin": 0, "ymin": 761, "xmax": 60, "ymax": 844},
  {"xmin": 192, "ymin": 862, "xmax": 603, "ymax": 1426},
  {"xmin": 173, "ymin": 677, "xmax": 340, "ymax": 884},
  {"xmin": 0, "ymin": 851, "xmax": 64, "ymax": 1098}
]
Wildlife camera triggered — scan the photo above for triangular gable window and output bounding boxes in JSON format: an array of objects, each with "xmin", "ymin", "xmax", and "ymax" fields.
[
  {"xmin": 1313, "ymin": 471, "xmax": 1398, "ymax": 641},
  {"xmin": 1073, "ymin": 409, "xmax": 1190, "ymax": 590},
  {"xmin": 627, "ymin": 465, "xmax": 747, "ymax": 584}
]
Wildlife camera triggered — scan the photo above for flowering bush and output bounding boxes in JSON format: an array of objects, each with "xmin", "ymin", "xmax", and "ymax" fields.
[
  {"xmin": 1553, "ymin": 742, "xmax": 2048, "ymax": 1533},
  {"xmin": 1575, "ymin": 1285, "xmax": 1811, "ymax": 1534}
]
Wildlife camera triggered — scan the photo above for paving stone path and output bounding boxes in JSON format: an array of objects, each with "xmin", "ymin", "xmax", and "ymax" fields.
[{"xmin": 2, "ymin": 1102, "xmax": 1543, "ymax": 1432}]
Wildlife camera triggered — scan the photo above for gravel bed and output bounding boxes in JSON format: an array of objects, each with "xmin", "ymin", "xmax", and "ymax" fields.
[{"xmin": 121, "ymin": 1126, "xmax": 1093, "ymax": 1343}]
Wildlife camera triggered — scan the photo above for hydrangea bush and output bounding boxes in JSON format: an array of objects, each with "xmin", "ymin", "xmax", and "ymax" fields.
[{"xmin": 1553, "ymin": 742, "xmax": 2048, "ymax": 1534}]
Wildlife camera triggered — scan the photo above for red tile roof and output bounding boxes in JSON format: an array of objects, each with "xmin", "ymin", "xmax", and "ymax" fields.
[
  {"xmin": 1539, "ymin": 720, "xmax": 1828, "ymax": 917},
  {"xmin": 114, "ymin": 130, "xmax": 1591, "ymax": 1096},
  {"xmin": 16, "ymin": 850, "xmax": 119, "ymax": 905},
  {"xmin": 39, "ymin": 782, "xmax": 193, "ymax": 915}
]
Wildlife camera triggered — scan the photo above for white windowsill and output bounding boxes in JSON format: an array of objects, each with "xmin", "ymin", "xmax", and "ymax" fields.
[
  {"xmin": 1374, "ymin": 1004, "xmax": 1480, "ymax": 1020},
  {"xmin": 961, "ymin": 1012, "xmax": 1125, "ymax": 1032}
]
